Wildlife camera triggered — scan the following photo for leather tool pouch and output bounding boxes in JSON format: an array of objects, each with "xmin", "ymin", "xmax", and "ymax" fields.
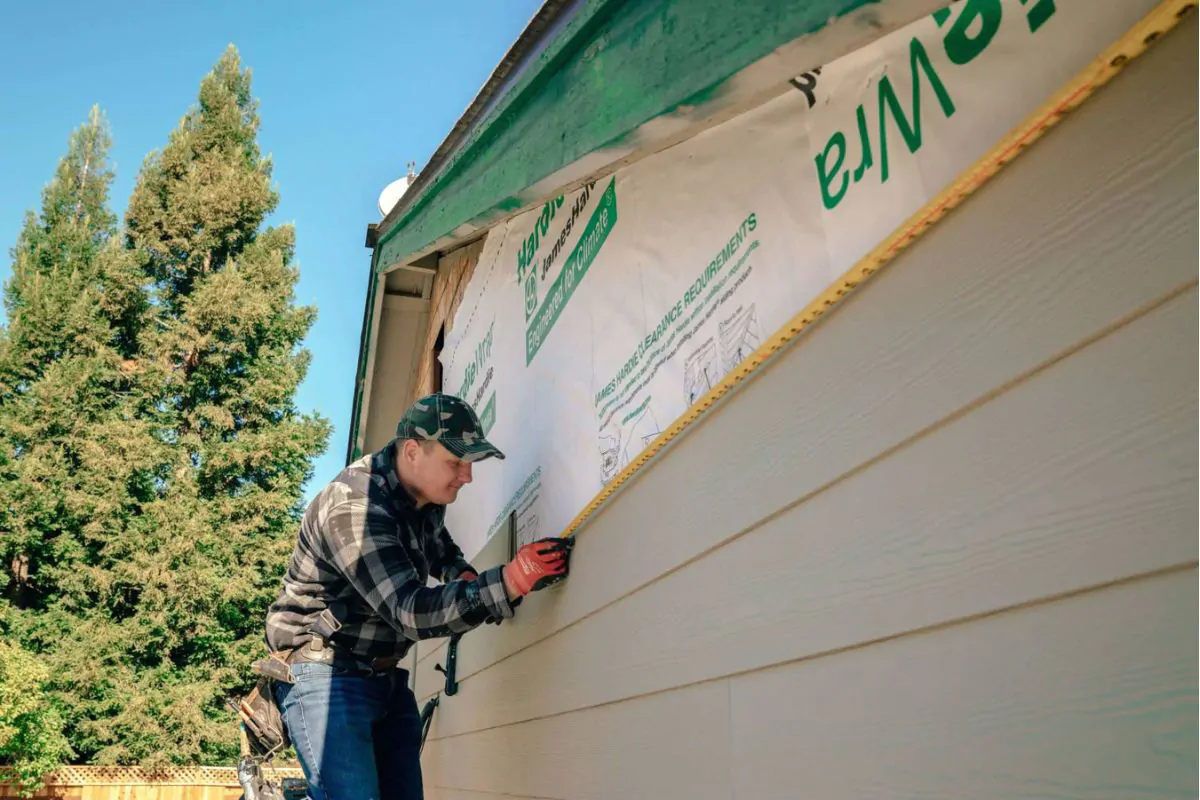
[
  {"xmin": 232, "ymin": 608, "xmax": 344, "ymax": 758},
  {"xmin": 231, "ymin": 673, "xmax": 290, "ymax": 759}
]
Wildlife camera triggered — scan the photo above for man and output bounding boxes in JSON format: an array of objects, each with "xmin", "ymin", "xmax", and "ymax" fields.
[{"xmin": 263, "ymin": 392, "xmax": 572, "ymax": 799}]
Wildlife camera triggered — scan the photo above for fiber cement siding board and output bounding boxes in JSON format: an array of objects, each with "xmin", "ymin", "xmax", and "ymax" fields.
[
  {"xmin": 731, "ymin": 568, "xmax": 1199, "ymax": 799},
  {"xmin": 422, "ymin": 19, "xmax": 1200, "ymax": 693},
  {"xmin": 412, "ymin": 532, "xmax": 515, "ymax": 705},
  {"xmin": 421, "ymin": 287, "xmax": 1198, "ymax": 739},
  {"xmin": 423, "ymin": 680, "xmax": 733, "ymax": 800},
  {"xmin": 414, "ymin": 631, "xmax": 449, "ymax": 705},
  {"xmin": 427, "ymin": 792, "xmax": 539, "ymax": 800}
]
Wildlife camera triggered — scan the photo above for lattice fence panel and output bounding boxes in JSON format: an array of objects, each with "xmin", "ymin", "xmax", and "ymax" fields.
[{"xmin": 0, "ymin": 764, "xmax": 304, "ymax": 787}]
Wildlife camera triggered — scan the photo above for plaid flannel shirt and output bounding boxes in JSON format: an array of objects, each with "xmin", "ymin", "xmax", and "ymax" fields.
[{"xmin": 264, "ymin": 440, "xmax": 516, "ymax": 661}]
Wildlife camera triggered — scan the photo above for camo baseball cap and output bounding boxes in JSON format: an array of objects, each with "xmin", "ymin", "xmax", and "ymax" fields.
[{"xmin": 395, "ymin": 393, "xmax": 505, "ymax": 462}]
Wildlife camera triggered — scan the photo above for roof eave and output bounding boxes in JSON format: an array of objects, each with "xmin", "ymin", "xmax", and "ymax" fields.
[{"xmin": 371, "ymin": 0, "xmax": 954, "ymax": 273}]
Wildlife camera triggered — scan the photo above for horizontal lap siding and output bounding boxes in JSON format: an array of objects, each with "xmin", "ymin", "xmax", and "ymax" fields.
[
  {"xmin": 730, "ymin": 568, "xmax": 1198, "ymax": 799},
  {"xmin": 428, "ymin": 281, "xmax": 1196, "ymax": 740},
  {"xmin": 417, "ymin": 19, "xmax": 1198, "ymax": 800},
  {"xmin": 423, "ymin": 680, "xmax": 733, "ymax": 799}
]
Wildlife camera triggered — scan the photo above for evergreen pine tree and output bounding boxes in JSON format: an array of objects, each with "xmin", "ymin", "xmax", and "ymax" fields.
[
  {"xmin": 94, "ymin": 45, "xmax": 331, "ymax": 764},
  {"xmin": 2, "ymin": 48, "xmax": 330, "ymax": 768},
  {"xmin": 0, "ymin": 107, "xmax": 145, "ymax": 774}
]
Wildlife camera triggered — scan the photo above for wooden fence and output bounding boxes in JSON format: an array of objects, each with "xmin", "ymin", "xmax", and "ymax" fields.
[{"xmin": 0, "ymin": 765, "xmax": 305, "ymax": 800}]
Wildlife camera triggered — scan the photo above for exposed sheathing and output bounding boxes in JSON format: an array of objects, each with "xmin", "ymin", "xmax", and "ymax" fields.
[{"xmin": 411, "ymin": 239, "xmax": 486, "ymax": 402}]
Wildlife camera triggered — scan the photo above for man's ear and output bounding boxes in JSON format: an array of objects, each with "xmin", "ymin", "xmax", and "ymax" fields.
[{"xmin": 399, "ymin": 438, "xmax": 419, "ymax": 464}]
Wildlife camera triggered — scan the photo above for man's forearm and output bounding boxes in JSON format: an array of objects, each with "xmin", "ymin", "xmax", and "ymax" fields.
[{"xmin": 392, "ymin": 565, "xmax": 515, "ymax": 640}]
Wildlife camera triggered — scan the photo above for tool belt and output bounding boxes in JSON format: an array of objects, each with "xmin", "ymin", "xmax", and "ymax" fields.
[
  {"xmin": 230, "ymin": 672, "xmax": 290, "ymax": 759},
  {"xmin": 232, "ymin": 609, "xmax": 406, "ymax": 760},
  {"xmin": 282, "ymin": 636, "xmax": 408, "ymax": 677}
]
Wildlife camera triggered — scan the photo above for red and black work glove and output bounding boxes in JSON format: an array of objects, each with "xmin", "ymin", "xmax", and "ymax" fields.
[{"xmin": 503, "ymin": 537, "xmax": 574, "ymax": 597}]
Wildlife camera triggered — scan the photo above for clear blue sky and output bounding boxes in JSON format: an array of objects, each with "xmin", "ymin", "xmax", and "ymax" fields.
[{"xmin": 0, "ymin": 0, "xmax": 542, "ymax": 501}]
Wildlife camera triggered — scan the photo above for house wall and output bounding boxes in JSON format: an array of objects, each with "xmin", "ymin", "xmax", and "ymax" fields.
[
  {"xmin": 360, "ymin": 235, "xmax": 483, "ymax": 455},
  {"xmin": 361, "ymin": 293, "xmax": 430, "ymax": 453},
  {"xmin": 412, "ymin": 19, "xmax": 1198, "ymax": 799}
]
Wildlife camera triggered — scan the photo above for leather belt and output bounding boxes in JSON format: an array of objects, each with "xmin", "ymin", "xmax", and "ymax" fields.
[{"xmin": 288, "ymin": 639, "xmax": 407, "ymax": 677}]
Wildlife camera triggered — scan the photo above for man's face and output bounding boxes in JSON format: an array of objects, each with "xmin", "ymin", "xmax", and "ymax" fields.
[{"xmin": 404, "ymin": 440, "xmax": 473, "ymax": 505}]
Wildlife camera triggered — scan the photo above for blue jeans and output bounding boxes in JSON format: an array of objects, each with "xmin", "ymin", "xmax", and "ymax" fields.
[{"xmin": 275, "ymin": 662, "xmax": 424, "ymax": 799}]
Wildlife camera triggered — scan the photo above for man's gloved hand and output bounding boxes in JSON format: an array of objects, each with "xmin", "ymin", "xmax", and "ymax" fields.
[{"xmin": 502, "ymin": 537, "xmax": 574, "ymax": 598}]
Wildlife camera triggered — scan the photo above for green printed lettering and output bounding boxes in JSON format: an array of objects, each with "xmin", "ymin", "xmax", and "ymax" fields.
[
  {"xmin": 622, "ymin": 394, "xmax": 652, "ymax": 426},
  {"xmin": 597, "ymin": 214, "xmax": 760, "ymax": 406},
  {"xmin": 523, "ymin": 273, "xmax": 537, "ymax": 321},
  {"xmin": 486, "ymin": 466, "xmax": 542, "ymax": 540},
  {"xmin": 457, "ymin": 322, "xmax": 495, "ymax": 398},
  {"xmin": 518, "ymin": 239, "xmax": 530, "ymax": 278},
  {"xmin": 1020, "ymin": 0, "xmax": 1055, "ymax": 33},
  {"xmin": 878, "ymin": 37, "xmax": 956, "ymax": 183},
  {"xmin": 519, "ymin": 228, "xmax": 542, "ymax": 282},
  {"xmin": 597, "ymin": 240, "xmax": 758, "ymax": 424},
  {"xmin": 462, "ymin": 363, "xmax": 475, "ymax": 396},
  {"xmin": 526, "ymin": 178, "xmax": 618, "ymax": 364},
  {"xmin": 941, "ymin": 0, "xmax": 1002, "ymax": 66},
  {"xmin": 853, "ymin": 104, "xmax": 874, "ymax": 182},
  {"xmin": 479, "ymin": 393, "xmax": 496, "ymax": 436},
  {"xmin": 816, "ymin": 131, "xmax": 849, "ymax": 209},
  {"xmin": 517, "ymin": 195, "xmax": 566, "ymax": 281},
  {"xmin": 595, "ymin": 381, "xmax": 614, "ymax": 406}
]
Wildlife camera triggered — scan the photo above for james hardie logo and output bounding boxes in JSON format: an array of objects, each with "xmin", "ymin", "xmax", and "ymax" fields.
[
  {"xmin": 524, "ymin": 272, "xmax": 538, "ymax": 318},
  {"xmin": 525, "ymin": 178, "xmax": 618, "ymax": 364}
]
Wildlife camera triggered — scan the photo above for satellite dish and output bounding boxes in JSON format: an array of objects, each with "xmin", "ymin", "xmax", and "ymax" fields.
[
  {"xmin": 377, "ymin": 176, "xmax": 410, "ymax": 217},
  {"xmin": 378, "ymin": 161, "xmax": 418, "ymax": 217}
]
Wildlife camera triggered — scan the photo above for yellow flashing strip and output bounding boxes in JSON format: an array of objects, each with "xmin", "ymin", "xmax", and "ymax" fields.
[{"xmin": 558, "ymin": 0, "xmax": 1195, "ymax": 541}]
